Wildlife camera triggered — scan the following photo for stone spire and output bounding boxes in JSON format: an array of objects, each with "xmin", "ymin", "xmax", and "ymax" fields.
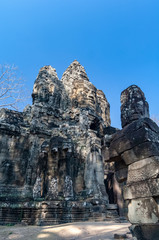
[
  {"xmin": 32, "ymin": 65, "xmax": 60, "ymax": 104},
  {"xmin": 61, "ymin": 60, "xmax": 89, "ymax": 84},
  {"xmin": 121, "ymin": 85, "xmax": 149, "ymax": 128},
  {"xmin": 61, "ymin": 60, "xmax": 110, "ymax": 126}
]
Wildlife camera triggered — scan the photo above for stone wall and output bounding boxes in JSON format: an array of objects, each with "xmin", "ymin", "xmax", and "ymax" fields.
[
  {"xmin": 0, "ymin": 61, "xmax": 117, "ymax": 225},
  {"xmin": 0, "ymin": 61, "xmax": 158, "ymax": 238},
  {"xmin": 106, "ymin": 85, "xmax": 159, "ymax": 240}
]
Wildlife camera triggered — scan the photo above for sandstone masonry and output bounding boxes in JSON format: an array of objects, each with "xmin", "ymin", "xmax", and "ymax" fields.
[
  {"xmin": 0, "ymin": 61, "xmax": 159, "ymax": 240},
  {"xmin": 0, "ymin": 61, "xmax": 114, "ymax": 225}
]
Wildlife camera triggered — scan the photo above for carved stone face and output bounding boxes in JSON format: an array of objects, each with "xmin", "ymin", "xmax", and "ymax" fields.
[
  {"xmin": 121, "ymin": 85, "xmax": 149, "ymax": 128},
  {"xmin": 32, "ymin": 66, "xmax": 59, "ymax": 104}
]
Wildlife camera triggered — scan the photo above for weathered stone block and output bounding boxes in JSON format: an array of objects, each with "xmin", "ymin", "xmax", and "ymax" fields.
[
  {"xmin": 130, "ymin": 224, "xmax": 159, "ymax": 240},
  {"xmin": 114, "ymin": 233, "xmax": 127, "ymax": 239},
  {"xmin": 110, "ymin": 128, "xmax": 159, "ymax": 161},
  {"xmin": 123, "ymin": 178, "xmax": 159, "ymax": 200},
  {"xmin": 121, "ymin": 142, "xmax": 159, "ymax": 165},
  {"xmin": 128, "ymin": 198, "xmax": 159, "ymax": 224},
  {"xmin": 127, "ymin": 157, "xmax": 159, "ymax": 184},
  {"xmin": 109, "ymin": 117, "xmax": 159, "ymax": 164}
]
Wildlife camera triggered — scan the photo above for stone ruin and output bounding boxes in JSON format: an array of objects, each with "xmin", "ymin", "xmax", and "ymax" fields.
[
  {"xmin": 0, "ymin": 60, "xmax": 158, "ymax": 239},
  {"xmin": 107, "ymin": 85, "xmax": 159, "ymax": 240}
]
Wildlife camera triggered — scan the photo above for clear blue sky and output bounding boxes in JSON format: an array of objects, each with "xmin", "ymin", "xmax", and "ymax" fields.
[{"xmin": 0, "ymin": 0, "xmax": 159, "ymax": 128}]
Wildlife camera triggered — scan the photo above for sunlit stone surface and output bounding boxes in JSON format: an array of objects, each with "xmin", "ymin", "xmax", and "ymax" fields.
[
  {"xmin": 0, "ymin": 61, "xmax": 112, "ymax": 225},
  {"xmin": 0, "ymin": 62, "xmax": 159, "ymax": 239}
]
